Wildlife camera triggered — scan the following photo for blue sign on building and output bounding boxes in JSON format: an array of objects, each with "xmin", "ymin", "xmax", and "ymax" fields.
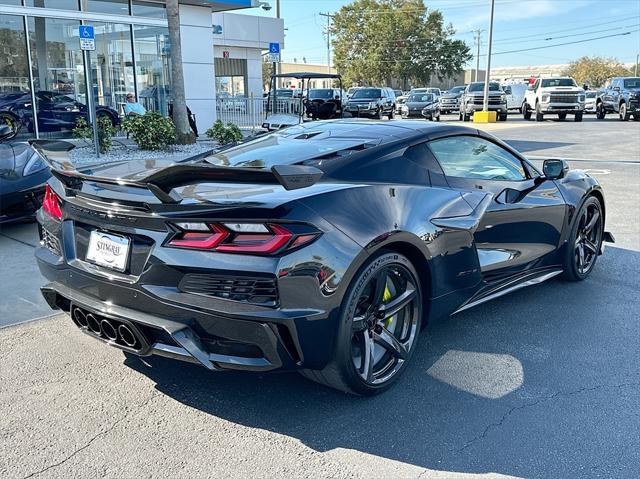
[{"xmin": 269, "ymin": 42, "xmax": 280, "ymax": 54}]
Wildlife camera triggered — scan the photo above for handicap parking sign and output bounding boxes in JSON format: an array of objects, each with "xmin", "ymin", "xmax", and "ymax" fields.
[
  {"xmin": 79, "ymin": 25, "xmax": 95, "ymax": 51},
  {"xmin": 269, "ymin": 42, "xmax": 280, "ymax": 54}
]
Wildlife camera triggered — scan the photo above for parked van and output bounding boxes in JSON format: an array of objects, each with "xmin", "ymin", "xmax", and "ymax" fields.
[{"xmin": 501, "ymin": 82, "xmax": 527, "ymax": 111}]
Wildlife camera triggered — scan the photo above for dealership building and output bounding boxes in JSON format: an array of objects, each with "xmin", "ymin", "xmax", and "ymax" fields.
[{"xmin": 0, "ymin": 0, "xmax": 284, "ymax": 139}]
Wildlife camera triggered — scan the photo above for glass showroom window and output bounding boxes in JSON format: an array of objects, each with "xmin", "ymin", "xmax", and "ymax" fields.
[
  {"xmin": 25, "ymin": 0, "xmax": 80, "ymax": 11},
  {"xmin": 131, "ymin": 0, "xmax": 166, "ymax": 19},
  {"xmin": 27, "ymin": 17, "xmax": 86, "ymax": 138},
  {"xmin": 134, "ymin": 24, "xmax": 171, "ymax": 116},
  {"xmin": 216, "ymin": 76, "xmax": 246, "ymax": 98},
  {"xmin": 89, "ymin": 22, "xmax": 134, "ymax": 116},
  {"xmin": 0, "ymin": 14, "xmax": 33, "ymax": 140},
  {"xmin": 80, "ymin": 0, "xmax": 130, "ymax": 15}
]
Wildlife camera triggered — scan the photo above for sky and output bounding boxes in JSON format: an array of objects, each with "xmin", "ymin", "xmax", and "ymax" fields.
[{"xmin": 232, "ymin": 0, "xmax": 640, "ymax": 69}]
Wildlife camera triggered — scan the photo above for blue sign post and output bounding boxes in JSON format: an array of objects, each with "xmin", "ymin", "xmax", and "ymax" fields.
[
  {"xmin": 268, "ymin": 42, "xmax": 280, "ymax": 63},
  {"xmin": 80, "ymin": 25, "xmax": 99, "ymax": 156}
]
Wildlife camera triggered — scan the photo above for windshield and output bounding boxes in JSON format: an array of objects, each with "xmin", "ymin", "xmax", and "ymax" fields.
[
  {"xmin": 468, "ymin": 83, "xmax": 501, "ymax": 92},
  {"xmin": 351, "ymin": 88, "xmax": 381, "ymax": 99},
  {"xmin": 585, "ymin": 91, "xmax": 597, "ymax": 98},
  {"xmin": 408, "ymin": 94, "xmax": 433, "ymax": 102},
  {"xmin": 308, "ymin": 89, "xmax": 335, "ymax": 99},
  {"xmin": 623, "ymin": 78, "xmax": 640, "ymax": 88},
  {"xmin": 449, "ymin": 86, "xmax": 465, "ymax": 94},
  {"xmin": 276, "ymin": 89, "xmax": 293, "ymax": 98},
  {"xmin": 540, "ymin": 78, "xmax": 577, "ymax": 88}
]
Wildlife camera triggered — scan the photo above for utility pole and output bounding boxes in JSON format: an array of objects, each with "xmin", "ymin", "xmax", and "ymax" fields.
[
  {"xmin": 319, "ymin": 12, "xmax": 334, "ymax": 74},
  {"xmin": 482, "ymin": 0, "xmax": 495, "ymax": 113},
  {"xmin": 636, "ymin": 53, "xmax": 639, "ymax": 76},
  {"xmin": 472, "ymin": 29, "xmax": 484, "ymax": 82}
]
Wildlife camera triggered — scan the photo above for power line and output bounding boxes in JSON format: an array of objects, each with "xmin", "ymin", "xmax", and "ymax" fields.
[{"xmin": 493, "ymin": 30, "xmax": 639, "ymax": 55}]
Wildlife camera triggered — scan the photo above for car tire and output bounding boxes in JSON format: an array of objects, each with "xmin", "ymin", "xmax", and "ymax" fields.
[
  {"xmin": 459, "ymin": 110, "xmax": 463, "ymax": 121},
  {"xmin": 574, "ymin": 111, "xmax": 583, "ymax": 122},
  {"xmin": 499, "ymin": 113, "xmax": 508, "ymax": 121},
  {"xmin": 596, "ymin": 102, "xmax": 606, "ymax": 119},
  {"xmin": 619, "ymin": 102, "xmax": 630, "ymax": 121},
  {"xmin": 558, "ymin": 113, "xmax": 567, "ymax": 120},
  {"xmin": 0, "ymin": 112, "xmax": 21, "ymax": 140},
  {"xmin": 435, "ymin": 111, "xmax": 440, "ymax": 122},
  {"xmin": 300, "ymin": 250, "xmax": 424, "ymax": 395},
  {"xmin": 535, "ymin": 102, "xmax": 544, "ymax": 122},
  {"xmin": 523, "ymin": 103, "xmax": 532, "ymax": 120},
  {"xmin": 633, "ymin": 114, "xmax": 640, "ymax": 121},
  {"xmin": 562, "ymin": 196, "xmax": 604, "ymax": 281},
  {"xmin": 376, "ymin": 108, "xmax": 383, "ymax": 120}
]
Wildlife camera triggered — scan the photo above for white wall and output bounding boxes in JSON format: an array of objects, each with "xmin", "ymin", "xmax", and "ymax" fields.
[
  {"xmin": 212, "ymin": 12, "xmax": 284, "ymax": 49},
  {"xmin": 180, "ymin": 4, "xmax": 216, "ymax": 130}
]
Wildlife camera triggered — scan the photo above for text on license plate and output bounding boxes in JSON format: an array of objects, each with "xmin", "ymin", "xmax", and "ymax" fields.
[{"xmin": 86, "ymin": 231, "xmax": 130, "ymax": 272}]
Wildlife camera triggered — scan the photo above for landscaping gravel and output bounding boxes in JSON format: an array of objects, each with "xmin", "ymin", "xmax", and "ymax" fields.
[{"xmin": 68, "ymin": 139, "xmax": 218, "ymax": 166}]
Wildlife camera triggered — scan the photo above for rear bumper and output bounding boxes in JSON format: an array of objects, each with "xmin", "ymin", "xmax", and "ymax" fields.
[{"xmin": 36, "ymin": 254, "xmax": 333, "ymax": 373}]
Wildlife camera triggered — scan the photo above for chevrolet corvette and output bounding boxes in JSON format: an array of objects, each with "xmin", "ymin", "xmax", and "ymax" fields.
[{"xmin": 33, "ymin": 120, "xmax": 613, "ymax": 395}]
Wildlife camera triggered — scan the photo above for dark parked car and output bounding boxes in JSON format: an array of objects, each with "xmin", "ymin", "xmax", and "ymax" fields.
[
  {"xmin": 0, "ymin": 91, "xmax": 120, "ymax": 138},
  {"xmin": 459, "ymin": 82, "xmax": 508, "ymax": 121},
  {"xmin": 34, "ymin": 120, "xmax": 613, "ymax": 395},
  {"xmin": 0, "ymin": 125, "xmax": 50, "ymax": 223},
  {"xmin": 595, "ymin": 77, "xmax": 640, "ymax": 121},
  {"xmin": 344, "ymin": 87, "xmax": 396, "ymax": 119},
  {"xmin": 400, "ymin": 93, "xmax": 439, "ymax": 120},
  {"xmin": 438, "ymin": 85, "xmax": 465, "ymax": 114}
]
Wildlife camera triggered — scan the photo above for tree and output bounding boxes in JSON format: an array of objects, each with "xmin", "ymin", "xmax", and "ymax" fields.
[
  {"xmin": 262, "ymin": 60, "xmax": 274, "ymax": 91},
  {"xmin": 331, "ymin": 0, "xmax": 471, "ymax": 88},
  {"xmin": 563, "ymin": 56, "xmax": 630, "ymax": 88},
  {"xmin": 166, "ymin": 0, "xmax": 195, "ymax": 144}
]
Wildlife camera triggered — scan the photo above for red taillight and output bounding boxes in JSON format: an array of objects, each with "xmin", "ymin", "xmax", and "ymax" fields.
[
  {"xmin": 167, "ymin": 224, "xmax": 228, "ymax": 249},
  {"xmin": 42, "ymin": 184, "xmax": 62, "ymax": 220},
  {"xmin": 167, "ymin": 223, "xmax": 317, "ymax": 255}
]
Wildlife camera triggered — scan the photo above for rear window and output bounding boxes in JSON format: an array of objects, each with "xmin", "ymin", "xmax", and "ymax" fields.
[
  {"xmin": 408, "ymin": 94, "xmax": 433, "ymax": 102},
  {"xmin": 540, "ymin": 78, "xmax": 577, "ymax": 88},
  {"xmin": 623, "ymin": 78, "xmax": 640, "ymax": 88},
  {"xmin": 351, "ymin": 88, "xmax": 382, "ymax": 99},
  {"xmin": 308, "ymin": 89, "xmax": 334, "ymax": 99}
]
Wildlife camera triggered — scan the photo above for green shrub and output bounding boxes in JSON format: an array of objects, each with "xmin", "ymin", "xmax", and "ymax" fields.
[
  {"xmin": 121, "ymin": 111, "xmax": 176, "ymax": 150},
  {"xmin": 206, "ymin": 120, "xmax": 242, "ymax": 145},
  {"xmin": 72, "ymin": 115, "xmax": 116, "ymax": 154}
]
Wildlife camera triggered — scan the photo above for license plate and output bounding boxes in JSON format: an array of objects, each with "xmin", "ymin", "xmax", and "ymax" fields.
[{"xmin": 86, "ymin": 231, "xmax": 130, "ymax": 272}]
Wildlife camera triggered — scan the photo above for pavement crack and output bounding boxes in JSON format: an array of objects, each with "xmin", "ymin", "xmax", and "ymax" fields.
[
  {"xmin": 21, "ymin": 391, "xmax": 160, "ymax": 479},
  {"xmin": 456, "ymin": 380, "xmax": 640, "ymax": 453}
]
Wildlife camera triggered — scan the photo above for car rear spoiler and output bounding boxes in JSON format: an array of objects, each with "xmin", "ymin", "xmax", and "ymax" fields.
[{"xmin": 29, "ymin": 139, "xmax": 323, "ymax": 204}]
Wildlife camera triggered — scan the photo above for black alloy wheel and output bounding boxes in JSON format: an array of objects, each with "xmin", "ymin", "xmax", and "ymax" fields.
[
  {"xmin": 596, "ymin": 102, "xmax": 606, "ymax": 119},
  {"xmin": 523, "ymin": 102, "xmax": 532, "ymax": 120},
  {"xmin": 301, "ymin": 251, "xmax": 423, "ymax": 395},
  {"xmin": 0, "ymin": 112, "xmax": 20, "ymax": 140},
  {"xmin": 563, "ymin": 196, "xmax": 603, "ymax": 281}
]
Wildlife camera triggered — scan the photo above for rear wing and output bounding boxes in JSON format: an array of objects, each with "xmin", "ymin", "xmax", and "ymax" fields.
[{"xmin": 29, "ymin": 140, "xmax": 323, "ymax": 204}]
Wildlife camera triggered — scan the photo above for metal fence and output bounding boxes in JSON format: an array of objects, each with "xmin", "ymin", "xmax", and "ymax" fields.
[{"xmin": 215, "ymin": 96, "xmax": 303, "ymax": 129}]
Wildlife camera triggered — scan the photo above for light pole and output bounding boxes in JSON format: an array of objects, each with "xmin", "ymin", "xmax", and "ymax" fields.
[{"xmin": 482, "ymin": 0, "xmax": 495, "ymax": 114}]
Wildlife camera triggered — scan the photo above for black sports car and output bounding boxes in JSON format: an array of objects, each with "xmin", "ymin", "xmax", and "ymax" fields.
[
  {"xmin": 33, "ymin": 120, "xmax": 613, "ymax": 395},
  {"xmin": 0, "ymin": 91, "xmax": 120, "ymax": 139},
  {"xmin": 0, "ymin": 125, "xmax": 51, "ymax": 223}
]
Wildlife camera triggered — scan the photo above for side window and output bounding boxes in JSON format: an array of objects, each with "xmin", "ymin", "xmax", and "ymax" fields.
[{"xmin": 428, "ymin": 136, "xmax": 527, "ymax": 181}]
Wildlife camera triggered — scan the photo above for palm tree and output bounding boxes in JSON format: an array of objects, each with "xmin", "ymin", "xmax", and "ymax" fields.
[{"xmin": 166, "ymin": 0, "xmax": 195, "ymax": 144}]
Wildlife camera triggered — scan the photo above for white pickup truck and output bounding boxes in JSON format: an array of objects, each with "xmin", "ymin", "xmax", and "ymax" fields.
[{"xmin": 522, "ymin": 77, "xmax": 585, "ymax": 122}]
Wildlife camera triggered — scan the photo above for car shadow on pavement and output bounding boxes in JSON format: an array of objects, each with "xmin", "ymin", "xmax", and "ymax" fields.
[{"xmin": 124, "ymin": 246, "xmax": 640, "ymax": 478}]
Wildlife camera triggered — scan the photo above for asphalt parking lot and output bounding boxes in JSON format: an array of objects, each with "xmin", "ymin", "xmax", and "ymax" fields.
[{"xmin": 1, "ymin": 115, "xmax": 639, "ymax": 478}]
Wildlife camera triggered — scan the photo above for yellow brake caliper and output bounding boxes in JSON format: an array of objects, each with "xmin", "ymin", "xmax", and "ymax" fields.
[{"xmin": 382, "ymin": 284, "xmax": 394, "ymax": 328}]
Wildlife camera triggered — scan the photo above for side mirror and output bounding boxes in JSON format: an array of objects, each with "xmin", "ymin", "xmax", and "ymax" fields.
[
  {"xmin": 543, "ymin": 159, "xmax": 569, "ymax": 179},
  {"xmin": 0, "ymin": 124, "xmax": 12, "ymax": 141},
  {"xmin": 613, "ymin": 86, "xmax": 620, "ymax": 92}
]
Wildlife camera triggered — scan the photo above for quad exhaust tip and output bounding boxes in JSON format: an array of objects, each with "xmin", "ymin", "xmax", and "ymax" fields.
[
  {"xmin": 118, "ymin": 324, "xmax": 138, "ymax": 348},
  {"xmin": 72, "ymin": 308, "xmax": 88, "ymax": 328},
  {"xmin": 86, "ymin": 313, "xmax": 102, "ymax": 335},
  {"xmin": 100, "ymin": 319, "xmax": 118, "ymax": 341}
]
